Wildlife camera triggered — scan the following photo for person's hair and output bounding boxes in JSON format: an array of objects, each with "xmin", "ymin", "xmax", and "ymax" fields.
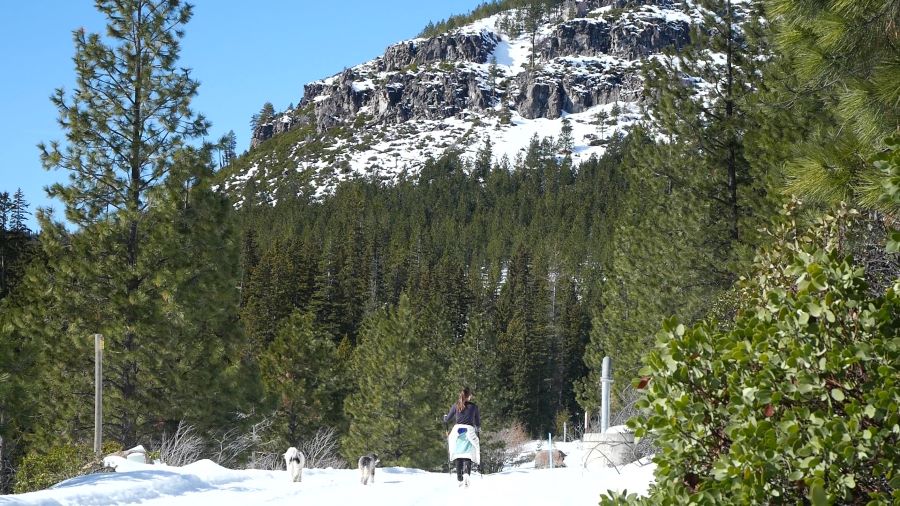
[{"xmin": 456, "ymin": 387, "xmax": 472, "ymax": 412}]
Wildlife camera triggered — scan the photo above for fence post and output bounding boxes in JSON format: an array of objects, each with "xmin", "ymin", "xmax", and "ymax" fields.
[
  {"xmin": 94, "ymin": 334, "xmax": 104, "ymax": 458},
  {"xmin": 563, "ymin": 422, "xmax": 567, "ymax": 442},
  {"xmin": 601, "ymin": 356, "xmax": 612, "ymax": 434}
]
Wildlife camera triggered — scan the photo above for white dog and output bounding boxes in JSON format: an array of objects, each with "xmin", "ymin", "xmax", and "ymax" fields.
[
  {"xmin": 358, "ymin": 453, "xmax": 379, "ymax": 485},
  {"xmin": 284, "ymin": 447, "xmax": 305, "ymax": 483}
]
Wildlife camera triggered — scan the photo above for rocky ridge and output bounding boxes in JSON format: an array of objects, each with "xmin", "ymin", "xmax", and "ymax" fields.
[{"xmin": 225, "ymin": 1, "xmax": 711, "ymax": 206}]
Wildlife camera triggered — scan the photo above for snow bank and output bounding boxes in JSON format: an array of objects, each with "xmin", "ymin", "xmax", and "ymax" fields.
[{"xmin": 5, "ymin": 441, "xmax": 655, "ymax": 505}]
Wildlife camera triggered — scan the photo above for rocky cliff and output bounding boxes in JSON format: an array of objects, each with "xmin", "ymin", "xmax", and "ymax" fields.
[{"xmin": 229, "ymin": 1, "xmax": 711, "ymax": 206}]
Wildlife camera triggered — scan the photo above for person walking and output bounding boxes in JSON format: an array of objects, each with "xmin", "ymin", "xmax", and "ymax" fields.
[{"xmin": 443, "ymin": 387, "xmax": 481, "ymax": 487}]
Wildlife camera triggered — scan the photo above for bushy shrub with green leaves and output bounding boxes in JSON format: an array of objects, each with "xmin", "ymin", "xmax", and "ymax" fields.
[
  {"xmin": 14, "ymin": 441, "xmax": 121, "ymax": 493},
  {"xmin": 601, "ymin": 203, "xmax": 899, "ymax": 505}
]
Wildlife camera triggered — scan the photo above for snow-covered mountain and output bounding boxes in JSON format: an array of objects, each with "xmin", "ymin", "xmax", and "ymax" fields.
[{"xmin": 222, "ymin": 0, "xmax": 707, "ymax": 205}]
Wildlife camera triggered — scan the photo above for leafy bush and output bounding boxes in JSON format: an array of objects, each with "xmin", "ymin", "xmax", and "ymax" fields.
[
  {"xmin": 602, "ymin": 203, "xmax": 899, "ymax": 504},
  {"xmin": 14, "ymin": 441, "xmax": 121, "ymax": 493}
]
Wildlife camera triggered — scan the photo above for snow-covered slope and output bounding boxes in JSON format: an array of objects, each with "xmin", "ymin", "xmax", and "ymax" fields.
[
  {"xmin": 222, "ymin": 1, "xmax": 710, "ymax": 205},
  {"xmin": 3, "ymin": 441, "xmax": 656, "ymax": 505}
]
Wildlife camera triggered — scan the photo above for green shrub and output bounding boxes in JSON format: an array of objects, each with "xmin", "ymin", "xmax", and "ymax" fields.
[
  {"xmin": 14, "ymin": 441, "xmax": 121, "ymax": 493},
  {"xmin": 602, "ymin": 203, "xmax": 900, "ymax": 504}
]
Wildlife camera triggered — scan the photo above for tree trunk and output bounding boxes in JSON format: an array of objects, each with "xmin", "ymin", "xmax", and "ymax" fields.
[{"xmin": 725, "ymin": 0, "xmax": 739, "ymax": 241}]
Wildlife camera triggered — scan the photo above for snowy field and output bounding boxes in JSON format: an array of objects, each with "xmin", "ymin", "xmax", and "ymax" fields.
[{"xmin": 0, "ymin": 440, "xmax": 655, "ymax": 505}]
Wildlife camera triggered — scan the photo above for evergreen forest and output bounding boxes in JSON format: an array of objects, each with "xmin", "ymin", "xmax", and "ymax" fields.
[{"xmin": 0, "ymin": 0, "xmax": 897, "ymax": 502}]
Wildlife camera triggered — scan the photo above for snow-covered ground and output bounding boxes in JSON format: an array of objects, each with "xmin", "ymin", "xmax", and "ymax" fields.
[{"xmin": 1, "ymin": 440, "xmax": 656, "ymax": 505}]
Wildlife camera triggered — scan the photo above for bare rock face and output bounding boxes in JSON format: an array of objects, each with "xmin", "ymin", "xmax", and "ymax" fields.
[
  {"xmin": 542, "ymin": 19, "xmax": 613, "ymax": 59},
  {"xmin": 514, "ymin": 60, "xmax": 641, "ymax": 119},
  {"xmin": 381, "ymin": 31, "xmax": 500, "ymax": 72},
  {"xmin": 250, "ymin": 113, "xmax": 309, "ymax": 148},
  {"xmin": 542, "ymin": 16, "xmax": 689, "ymax": 61},
  {"xmin": 248, "ymin": 1, "xmax": 692, "ymax": 148},
  {"xmin": 297, "ymin": 66, "xmax": 496, "ymax": 134}
]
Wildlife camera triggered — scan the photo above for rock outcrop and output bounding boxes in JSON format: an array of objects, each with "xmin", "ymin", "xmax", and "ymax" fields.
[
  {"xmin": 541, "ymin": 15, "xmax": 689, "ymax": 60},
  {"xmin": 300, "ymin": 65, "xmax": 496, "ymax": 133},
  {"xmin": 380, "ymin": 31, "xmax": 500, "ymax": 72},
  {"xmin": 513, "ymin": 59, "xmax": 641, "ymax": 119},
  {"xmin": 242, "ymin": 0, "xmax": 705, "ymax": 171}
]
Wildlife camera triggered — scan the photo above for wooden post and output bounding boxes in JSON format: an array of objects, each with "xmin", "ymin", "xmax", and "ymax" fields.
[{"xmin": 94, "ymin": 334, "xmax": 104, "ymax": 457}]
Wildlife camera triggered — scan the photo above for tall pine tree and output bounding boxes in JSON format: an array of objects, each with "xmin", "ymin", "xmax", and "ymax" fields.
[
  {"xmin": 342, "ymin": 295, "xmax": 444, "ymax": 468},
  {"xmin": 259, "ymin": 311, "xmax": 346, "ymax": 445},
  {"xmin": 29, "ymin": 0, "xmax": 245, "ymax": 446}
]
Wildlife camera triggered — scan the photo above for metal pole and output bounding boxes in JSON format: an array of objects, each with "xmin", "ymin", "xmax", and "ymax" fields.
[
  {"xmin": 548, "ymin": 433, "xmax": 553, "ymax": 469},
  {"xmin": 601, "ymin": 356, "xmax": 612, "ymax": 434},
  {"xmin": 563, "ymin": 422, "xmax": 567, "ymax": 443},
  {"xmin": 94, "ymin": 334, "xmax": 104, "ymax": 457}
]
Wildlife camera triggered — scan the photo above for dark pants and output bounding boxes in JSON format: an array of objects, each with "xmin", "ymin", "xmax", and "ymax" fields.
[{"xmin": 455, "ymin": 458, "xmax": 472, "ymax": 481}]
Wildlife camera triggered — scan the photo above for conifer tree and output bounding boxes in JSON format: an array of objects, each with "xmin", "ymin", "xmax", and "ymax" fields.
[
  {"xmin": 0, "ymin": 192, "xmax": 10, "ymax": 233},
  {"xmin": 250, "ymin": 102, "xmax": 276, "ymax": 131},
  {"xmin": 767, "ymin": 0, "xmax": 899, "ymax": 213},
  {"xmin": 558, "ymin": 118, "xmax": 574, "ymax": 154},
  {"xmin": 521, "ymin": 0, "xmax": 546, "ymax": 69},
  {"xmin": 240, "ymin": 238, "xmax": 316, "ymax": 349},
  {"xmin": 495, "ymin": 246, "xmax": 552, "ymax": 433},
  {"xmin": 342, "ymin": 295, "xmax": 444, "ymax": 468},
  {"xmin": 29, "ymin": 0, "xmax": 244, "ymax": 446},
  {"xmin": 259, "ymin": 311, "xmax": 346, "ymax": 444},
  {"xmin": 10, "ymin": 190, "xmax": 29, "ymax": 233},
  {"xmin": 238, "ymin": 228, "xmax": 260, "ymax": 307},
  {"xmin": 218, "ymin": 130, "xmax": 238, "ymax": 168},
  {"xmin": 642, "ymin": 0, "xmax": 769, "ymax": 247},
  {"xmin": 576, "ymin": 130, "xmax": 711, "ymax": 406}
]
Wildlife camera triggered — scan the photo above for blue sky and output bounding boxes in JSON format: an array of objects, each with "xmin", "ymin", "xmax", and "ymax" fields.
[{"xmin": 0, "ymin": 0, "xmax": 485, "ymax": 231}]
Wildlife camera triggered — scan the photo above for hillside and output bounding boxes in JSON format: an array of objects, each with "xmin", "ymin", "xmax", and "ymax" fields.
[{"xmin": 221, "ymin": 0, "xmax": 717, "ymax": 206}]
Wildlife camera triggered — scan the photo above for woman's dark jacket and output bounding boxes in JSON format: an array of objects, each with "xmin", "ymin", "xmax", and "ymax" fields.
[{"xmin": 444, "ymin": 401, "xmax": 481, "ymax": 431}]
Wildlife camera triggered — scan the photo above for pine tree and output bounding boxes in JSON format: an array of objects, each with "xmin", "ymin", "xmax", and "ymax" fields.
[
  {"xmin": 522, "ymin": 0, "xmax": 546, "ymax": 69},
  {"xmin": 240, "ymin": 238, "xmax": 316, "ymax": 350},
  {"xmin": 0, "ymin": 192, "xmax": 9, "ymax": 232},
  {"xmin": 767, "ymin": 0, "xmax": 899, "ymax": 213},
  {"xmin": 218, "ymin": 130, "xmax": 237, "ymax": 168},
  {"xmin": 342, "ymin": 295, "xmax": 445, "ymax": 468},
  {"xmin": 494, "ymin": 246, "xmax": 552, "ymax": 433},
  {"xmin": 638, "ymin": 0, "xmax": 774, "ymax": 290},
  {"xmin": 10, "ymin": 190, "xmax": 29, "ymax": 233},
  {"xmin": 259, "ymin": 311, "xmax": 346, "ymax": 445},
  {"xmin": 558, "ymin": 118, "xmax": 574, "ymax": 154},
  {"xmin": 30, "ymin": 0, "xmax": 244, "ymax": 446},
  {"xmin": 593, "ymin": 110, "xmax": 609, "ymax": 139},
  {"xmin": 237, "ymin": 228, "xmax": 260, "ymax": 307},
  {"xmin": 488, "ymin": 55, "xmax": 500, "ymax": 106},
  {"xmin": 251, "ymin": 102, "xmax": 276, "ymax": 131},
  {"xmin": 609, "ymin": 102, "xmax": 621, "ymax": 121},
  {"xmin": 575, "ymin": 130, "xmax": 713, "ymax": 407}
]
